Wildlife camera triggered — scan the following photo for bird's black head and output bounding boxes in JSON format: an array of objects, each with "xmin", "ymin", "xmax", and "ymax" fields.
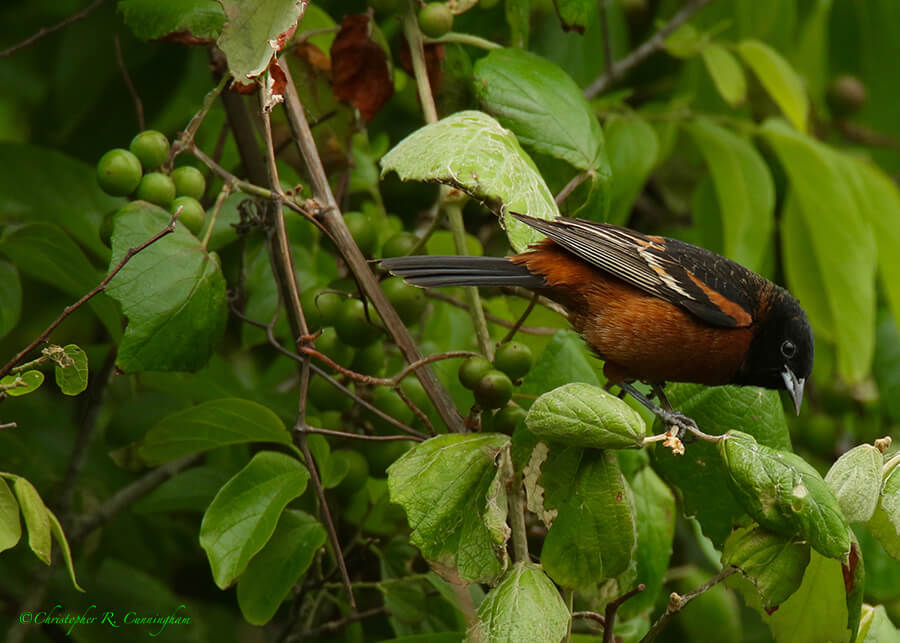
[{"xmin": 733, "ymin": 288, "xmax": 814, "ymax": 414}]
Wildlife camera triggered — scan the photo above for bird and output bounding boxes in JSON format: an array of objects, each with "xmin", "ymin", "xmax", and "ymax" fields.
[{"xmin": 381, "ymin": 212, "xmax": 813, "ymax": 431}]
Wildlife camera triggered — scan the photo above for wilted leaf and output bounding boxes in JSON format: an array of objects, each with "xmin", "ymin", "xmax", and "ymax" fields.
[
  {"xmin": 331, "ymin": 14, "xmax": 394, "ymax": 121},
  {"xmin": 217, "ymin": 0, "xmax": 305, "ymax": 80}
]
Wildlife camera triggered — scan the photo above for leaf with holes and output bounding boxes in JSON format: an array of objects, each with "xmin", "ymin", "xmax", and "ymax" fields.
[{"xmin": 53, "ymin": 344, "xmax": 88, "ymax": 396}]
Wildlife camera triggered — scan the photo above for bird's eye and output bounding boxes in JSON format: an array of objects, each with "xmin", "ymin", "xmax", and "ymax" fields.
[{"xmin": 781, "ymin": 340, "xmax": 797, "ymax": 359}]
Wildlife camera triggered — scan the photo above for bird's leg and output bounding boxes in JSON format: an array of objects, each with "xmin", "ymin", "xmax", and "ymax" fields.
[
  {"xmin": 649, "ymin": 384, "xmax": 698, "ymax": 444},
  {"xmin": 619, "ymin": 382, "xmax": 698, "ymax": 440}
]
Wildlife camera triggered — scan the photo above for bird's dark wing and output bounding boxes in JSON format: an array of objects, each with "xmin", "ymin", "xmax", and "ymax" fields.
[{"xmin": 512, "ymin": 213, "xmax": 760, "ymax": 328}]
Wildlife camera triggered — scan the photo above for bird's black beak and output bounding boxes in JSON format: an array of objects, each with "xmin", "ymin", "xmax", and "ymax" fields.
[{"xmin": 781, "ymin": 367, "xmax": 805, "ymax": 415}]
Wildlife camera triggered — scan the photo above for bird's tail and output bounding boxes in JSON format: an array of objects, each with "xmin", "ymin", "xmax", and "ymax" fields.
[{"xmin": 380, "ymin": 256, "xmax": 544, "ymax": 289}]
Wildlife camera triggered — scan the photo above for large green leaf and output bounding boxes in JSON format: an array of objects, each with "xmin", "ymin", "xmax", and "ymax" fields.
[
  {"xmin": 527, "ymin": 447, "xmax": 635, "ymax": 587},
  {"xmin": 11, "ymin": 477, "xmax": 51, "ymax": 565},
  {"xmin": 236, "ymin": 509, "xmax": 326, "ymax": 625},
  {"xmin": 0, "ymin": 261, "xmax": 21, "ymax": 341},
  {"xmin": 605, "ymin": 115, "xmax": 658, "ymax": 226},
  {"xmin": 720, "ymin": 431, "xmax": 851, "ymax": 560},
  {"xmin": 738, "ymin": 40, "xmax": 809, "ymax": 131},
  {"xmin": 723, "ymin": 524, "xmax": 810, "ymax": 608},
  {"xmin": 199, "ymin": 451, "xmax": 309, "ymax": 589},
  {"xmin": 685, "ymin": 118, "xmax": 774, "ymax": 270},
  {"xmin": 525, "ymin": 382, "xmax": 645, "ymax": 449},
  {"xmin": 387, "ymin": 433, "xmax": 511, "ymax": 584},
  {"xmin": 140, "ymin": 398, "xmax": 290, "ymax": 465},
  {"xmin": 763, "ymin": 119, "xmax": 877, "ymax": 383},
  {"xmin": 0, "ymin": 143, "xmax": 117, "ymax": 259},
  {"xmin": 471, "ymin": 562, "xmax": 569, "ymax": 643},
  {"xmin": 119, "ymin": 0, "xmax": 225, "ymax": 41},
  {"xmin": 0, "ymin": 478, "xmax": 21, "ymax": 554},
  {"xmin": 652, "ymin": 383, "xmax": 791, "ymax": 547},
  {"xmin": 473, "ymin": 48, "xmax": 611, "ymax": 176},
  {"xmin": 0, "ymin": 223, "xmax": 121, "ymax": 338},
  {"xmin": 701, "ymin": 43, "xmax": 747, "ymax": 106},
  {"xmin": 107, "ymin": 202, "xmax": 227, "ymax": 372},
  {"xmin": 217, "ymin": 0, "xmax": 305, "ymax": 80},
  {"xmin": 380, "ymin": 111, "xmax": 559, "ymax": 253},
  {"xmin": 825, "ymin": 444, "xmax": 883, "ymax": 524}
]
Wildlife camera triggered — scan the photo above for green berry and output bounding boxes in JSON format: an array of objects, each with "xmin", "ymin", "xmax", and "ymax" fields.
[
  {"xmin": 382, "ymin": 276, "xmax": 426, "ymax": 325},
  {"xmin": 418, "ymin": 2, "xmax": 453, "ymax": 38},
  {"xmin": 96, "ymin": 148, "xmax": 142, "ymax": 196},
  {"xmin": 494, "ymin": 404, "xmax": 526, "ymax": 434},
  {"xmin": 474, "ymin": 369, "xmax": 513, "ymax": 409},
  {"xmin": 171, "ymin": 166, "xmax": 206, "ymax": 200},
  {"xmin": 171, "ymin": 196, "xmax": 205, "ymax": 235},
  {"xmin": 345, "ymin": 211, "xmax": 379, "ymax": 257},
  {"xmin": 351, "ymin": 342, "xmax": 386, "ymax": 376},
  {"xmin": 308, "ymin": 375, "xmax": 353, "ymax": 412},
  {"xmin": 129, "ymin": 130, "xmax": 170, "ymax": 171},
  {"xmin": 135, "ymin": 172, "xmax": 176, "ymax": 208},
  {"xmin": 382, "ymin": 232, "xmax": 420, "ymax": 258},
  {"xmin": 493, "ymin": 342, "xmax": 533, "ymax": 381},
  {"xmin": 335, "ymin": 299, "xmax": 383, "ymax": 347},
  {"xmin": 459, "ymin": 356, "xmax": 492, "ymax": 390},
  {"xmin": 316, "ymin": 326, "xmax": 355, "ymax": 368}
]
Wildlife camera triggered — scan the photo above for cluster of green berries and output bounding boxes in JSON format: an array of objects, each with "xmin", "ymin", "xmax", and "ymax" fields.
[
  {"xmin": 459, "ymin": 342, "xmax": 533, "ymax": 432},
  {"xmin": 96, "ymin": 130, "xmax": 207, "ymax": 236}
]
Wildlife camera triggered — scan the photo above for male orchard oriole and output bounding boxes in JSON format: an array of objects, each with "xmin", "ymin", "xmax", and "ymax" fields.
[{"xmin": 382, "ymin": 212, "xmax": 813, "ymax": 426}]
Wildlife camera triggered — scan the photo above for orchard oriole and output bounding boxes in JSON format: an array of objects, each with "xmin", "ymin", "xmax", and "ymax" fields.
[{"xmin": 382, "ymin": 212, "xmax": 813, "ymax": 426}]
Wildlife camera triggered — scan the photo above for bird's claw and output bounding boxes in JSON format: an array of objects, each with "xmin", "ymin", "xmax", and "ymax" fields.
[{"xmin": 659, "ymin": 410, "xmax": 699, "ymax": 444}]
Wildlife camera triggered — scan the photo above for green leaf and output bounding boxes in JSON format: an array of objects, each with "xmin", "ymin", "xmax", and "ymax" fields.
[
  {"xmin": 526, "ymin": 447, "xmax": 635, "ymax": 587},
  {"xmin": 107, "ymin": 202, "xmax": 228, "ymax": 373},
  {"xmin": 236, "ymin": 509, "xmax": 326, "ymax": 625},
  {"xmin": 1, "ymin": 370, "xmax": 44, "ymax": 397},
  {"xmin": 46, "ymin": 508, "xmax": 83, "ymax": 591},
  {"xmin": 868, "ymin": 463, "xmax": 900, "ymax": 559},
  {"xmin": 0, "ymin": 223, "xmax": 121, "ymax": 338},
  {"xmin": 525, "ymin": 382, "xmax": 645, "ymax": 449},
  {"xmin": 858, "ymin": 604, "xmax": 900, "ymax": 643},
  {"xmin": 843, "ymin": 159, "xmax": 900, "ymax": 336},
  {"xmin": 719, "ymin": 430, "xmax": 851, "ymax": 560},
  {"xmin": 550, "ymin": 0, "xmax": 593, "ymax": 32},
  {"xmin": 723, "ymin": 525, "xmax": 810, "ymax": 608},
  {"xmin": 119, "ymin": 0, "xmax": 226, "ymax": 41},
  {"xmin": 737, "ymin": 39, "xmax": 809, "ymax": 131},
  {"xmin": 199, "ymin": 451, "xmax": 310, "ymax": 589},
  {"xmin": 685, "ymin": 118, "xmax": 774, "ymax": 270},
  {"xmin": 387, "ymin": 433, "xmax": 511, "ymax": 584},
  {"xmin": 605, "ymin": 115, "xmax": 659, "ymax": 226},
  {"xmin": 473, "ymin": 48, "xmax": 611, "ymax": 176},
  {"xmin": 217, "ymin": 0, "xmax": 305, "ymax": 80},
  {"xmin": 874, "ymin": 310, "xmax": 900, "ymax": 423},
  {"xmin": 663, "ymin": 23, "xmax": 706, "ymax": 58},
  {"xmin": 0, "ymin": 478, "xmax": 21, "ymax": 553},
  {"xmin": 11, "ymin": 476, "xmax": 51, "ymax": 565},
  {"xmin": 763, "ymin": 119, "xmax": 877, "ymax": 383},
  {"xmin": 620, "ymin": 466, "xmax": 676, "ymax": 616},
  {"xmin": 825, "ymin": 444, "xmax": 883, "ymax": 523},
  {"xmin": 519, "ymin": 330, "xmax": 600, "ymax": 397},
  {"xmin": 134, "ymin": 466, "xmax": 229, "ymax": 513},
  {"xmin": 0, "ymin": 261, "xmax": 21, "ymax": 341},
  {"xmin": 470, "ymin": 562, "xmax": 569, "ymax": 643},
  {"xmin": 379, "ymin": 581, "xmax": 426, "ymax": 626},
  {"xmin": 0, "ymin": 143, "xmax": 117, "ymax": 259},
  {"xmin": 140, "ymin": 398, "xmax": 290, "ymax": 465},
  {"xmin": 652, "ymin": 383, "xmax": 791, "ymax": 547},
  {"xmin": 701, "ymin": 43, "xmax": 747, "ymax": 106},
  {"xmin": 53, "ymin": 344, "xmax": 88, "ymax": 396},
  {"xmin": 380, "ymin": 110, "xmax": 559, "ymax": 253},
  {"xmin": 505, "ymin": 0, "xmax": 530, "ymax": 49},
  {"xmin": 307, "ymin": 433, "xmax": 349, "ymax": 490},
  {"xmin": 763, "ymin": 551, "xmax": 852, "ymax": 643}
]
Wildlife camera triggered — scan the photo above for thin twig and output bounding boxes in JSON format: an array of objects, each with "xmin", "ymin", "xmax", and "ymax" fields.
[
  {"xmin": 0, "ymin": 422, "xmax": 18, "ymax": 430},
  {"xmin": 171, "ymin": 74, "xmax": 231, "ymax": 166},
  {"xmin": 0, "ymin": 213, "xmax": 177, "ymax": 379},
  {"xmin": 201, "ymin": 183, "xmax": 231, "ymax": 248},
  {"xmin": 279, "ymin": 55, "xmax": 464, "ymax": 432},
  {"xmin": 556, "ymin": 170, "xmax": 591, "ymax": 205},
  {"xmin": 0, "ymin": 0, "xmax": 106, "ymax": 58},
  {"xmin": 293, "ymin": 606, "xmax": 388, "ymax": 641},
  {"xmin": 604, "ymin": 583, "xmax": 645, "ymax": 643},
  {"xmin": 114, "ymin": 35, "xmax": 144, "ymax": 130},
  {"xmin": 640, "ymin": 567, "xmax": 736, "ymax": 643},
  {"xmin": 305, "ymin": 426, "xmax": 423, "ymax": 442},
  {"xmin": 598, "ymin": 0, "xmax": 614, "ymax": 79},
  {"xmin": 500, "ymin": 293, "xmax": 538, "ymax": 344},
  {"xmin": 573, "ymin": 611, "xmax": 606, "ymax": 626},
  {"xmin": 424, "ymin": 32, "xmax": 502, "ymax": 50},
  {"xmin": 584, "ymin": 0, "xmax": 716, "ymax": 98}
]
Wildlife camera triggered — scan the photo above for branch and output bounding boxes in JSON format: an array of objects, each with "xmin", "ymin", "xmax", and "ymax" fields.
[
  {"xmin": 640, "ymin": 567, "xmax": 737, "ymax": 642},
  {"xmin": 0, "ymin": 0, "xmax": 106, "ymax": 58},
  {"xmin": 304, "ymin": 426, "xmax": 423, "ymax": 442},
  {"xmin": 603, "ymin": 583, "xmax": 645, "ymax": 643},
  {"xmin": 584, "ymin": 0, "xmax": 716, "ymax": 98},
  {"xmin": 0, "ymin": 212, "xmax": 177, "ymax": 379},
  {"xmin": 278, "ymin": 55, "xmax": 464, "ymax": 432},
  {"xmin": 114, "ymin": 34, "xmax": 144, "ymax": 130}
]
